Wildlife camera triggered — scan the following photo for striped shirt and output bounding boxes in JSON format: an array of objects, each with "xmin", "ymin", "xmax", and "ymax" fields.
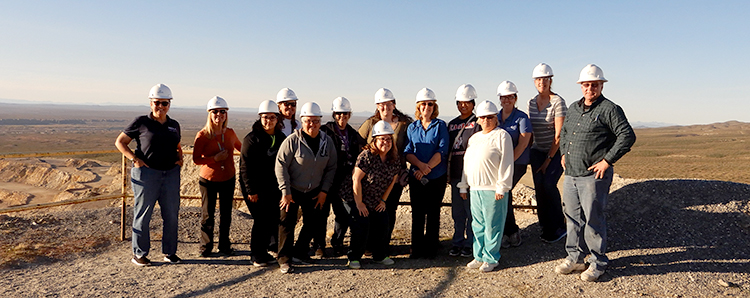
[{"xmin": 527, "ymin": 94, "xmax": 567, "ymax": 152}]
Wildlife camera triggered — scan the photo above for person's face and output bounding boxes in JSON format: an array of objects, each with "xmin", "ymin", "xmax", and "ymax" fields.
[
  {"xmin": 499, "ymin": 95, "xmax": 517, "ymax": 111},
  {"xmin": 456, "ymin": 101, "xmax": 474, "ymax": 116},
  {"xmin": 278, "ymin": 101, "xmax": 297, "ymax": 119},
  {"xmin": 374, "ymin": 135, "xmax": 393, "ymax": 154},
  {"xmin": 334, "ymin": 112, "xmax": 350, "ymax": 128},
  {"xmin": 260, "ymin": 113, "xmax": 278, "ymax": 132},
  {"xmin": 581, "ymin": 81, "xmax": 604, "ymax": 102},
  {"xmin": 301, "ymin": 116, "xmax": 321, "ymax": 137},
  {"xmin": 209, "ymin": 108, "xmax": 227, "ymax": 126},
  {"xmin": 150, "ymin": 99, "xmax": 171, "ymax": 118},
  {"xmin": 376, "ymin": 100, "xmax": 395, "ymax": 119},
  {"xmin": 418, "ymin": 100, "xmax": 436, "ymax": 120},
  {"xmin": 535, "ymin": 77, "xmax": 552, "ymax": 94},
  {"xmin": 477, "ymin": 114, "xmax": 497, "ymax": 130}
]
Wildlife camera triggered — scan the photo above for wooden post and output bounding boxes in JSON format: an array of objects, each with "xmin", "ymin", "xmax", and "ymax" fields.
[{"xmin": 120, "ymin": 154, "xmax": 127, "ymax": 241}]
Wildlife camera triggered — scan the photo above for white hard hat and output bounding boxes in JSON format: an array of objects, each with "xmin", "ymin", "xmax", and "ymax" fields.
[
  {"xmin": 371, "ymin": 120, "xmax": 395, "ymax": 137},
  {"xmin": 276, "ymin": 88, "xmax": 298, "ymax": 102},
  {"xmin": 258, "ymin": 99, "xmax": 279, "ymax": 114},
  {"xmin": 415, "ymin": 87, "xmax": 436, "ymax": 103},
  {"xmin": 206, "ymin": 96, "xmax": 229, "ymax": 111},
  {"xmin": 148, "ymin": 84, "xmax": 173, "ymax": 99},
  {"xmin": 332, "ymin": 97, "xmax": 352, "ymax": 112},
  {"xmin": 455, "ymin": 84, "xmax": 477, "ymax": 102},
  {"xmin": 497, "ymin": 81, "xmax": 518, "ymax": 96},
  {"xmin": 374, "ymin": 88, "xmax": 395, "ymax": 104},
  {"xmin": 299, "ymin": 102, "xmax": 323, "ymax": 117},
  {"xmin": 532, "ymin": 63, "xmax": 554, "ymax": 78},
  {"xmin": 476, "ymin": 100, "xmax": 499, "ymax": 117},
  {"xmin": 577, "ymin": 64, "xmax": 608, "ymax": 83}
]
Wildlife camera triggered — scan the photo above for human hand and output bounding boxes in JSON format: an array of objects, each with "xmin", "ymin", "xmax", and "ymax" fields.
[
  {"xmin": 587, "ymin": 160, "xmax": 610, "ymax": 179},
  {"xmin": 537, "ymin": 159, "xmax": 550, "ymax": 174},
  {"xmin": 375, "ymin": 200, "xmax": 386, "ymax": 212},
  {"xmin": 460, "ymin": 193, "xmax": 467, "ymax": 200},
  {"xmin": 314, "ymin": 192, "xmax": 327, "ymax": 209},
  {"xmin": 248, "ymin": 194, "xmax": 259, "ymax": 203},
  {"xmin": 280, "ymin": 194, "xmax": 294, "ymax": 212},
  {"xmin": 495, "ymin": 193, "xmax": 504, "ymax": 201},
  {"xmin": 561, "ymin": 155, "xmax": 566, "ymax": 171},
  {"xmin": 214, "ymin": 150, "xmax": 228, "ymax": 162},
  {"xmin": 356, "ymin": 201, "xmax": 369, "ymax": 217}
]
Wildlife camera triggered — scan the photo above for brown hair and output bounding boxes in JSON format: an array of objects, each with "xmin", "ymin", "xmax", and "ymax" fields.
[
  {"xmin": 364, "ymin": 134, "xmax": 399, "ymax": 163},
  {"xmin": 414, "ymin": 102, "xmax": 439, "ymax": 120}
]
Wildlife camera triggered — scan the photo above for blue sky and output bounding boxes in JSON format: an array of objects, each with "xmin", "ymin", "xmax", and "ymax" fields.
[{"xmin": 1, "ymin": 1, "xmax": 748, "ymax": 125}]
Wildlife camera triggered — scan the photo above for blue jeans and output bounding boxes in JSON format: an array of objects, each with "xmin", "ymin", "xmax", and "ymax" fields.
[
  {"xmin": 470, "ymin": 190, "xmax": 508, "ymax": 264},
  {"xmin": 530, "ymin": 149, "xmax": 566, "ymax": 237},
  {"xmin": 562, "ymin": 167, "xmax": 613, "ymax": 270},
  {"xmin": 450, "ymin": 178, "xmax": 473, "ymax": 248},
  {"xmin": 131, "ymin": 166, "xmax": 181, "ymax": 257}
]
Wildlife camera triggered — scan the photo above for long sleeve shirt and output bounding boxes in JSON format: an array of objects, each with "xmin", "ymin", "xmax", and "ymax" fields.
[
  {"xmin": 560, "ymin": 95, "xmax": 636, "ymax": 177},
  {"xmin": 275, "ymin": 129, "xmax": 338, "ymax": 196},
  {"xmin": 457, "ymin": 127, "xmax": 514, "ymax": 194},
  {"xmin": 193, "ymin": 128, "xmax": 242, "ymax": 182}
]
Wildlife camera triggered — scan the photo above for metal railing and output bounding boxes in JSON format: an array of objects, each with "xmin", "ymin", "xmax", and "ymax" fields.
[{"xmin": 0, "ymin": 149, "xmax": 537, "ymax": 242}]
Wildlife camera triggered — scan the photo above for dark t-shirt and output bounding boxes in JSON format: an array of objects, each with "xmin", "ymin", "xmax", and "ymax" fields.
[
  {"xmin": 123, "ymin": 114, "xmax": 181, "ymax": 171},
  {"xmin": 447, "ymin": 114, "xmax": 481, "ymax": 180}
]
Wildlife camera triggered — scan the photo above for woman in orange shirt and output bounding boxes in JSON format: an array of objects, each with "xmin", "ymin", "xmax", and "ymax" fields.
[{"xmin": 193, "ymin": 96, "xmax": 243, "ymax": 257}]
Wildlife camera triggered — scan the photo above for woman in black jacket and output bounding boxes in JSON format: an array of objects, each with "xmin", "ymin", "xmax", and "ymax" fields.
[
  {"xmin": 239, "ymin": 100, "xmax": 286, "ymax": 267},
  {"xmin": 317, "ymin": 97, "xmax": 366, "ymax": 256}
]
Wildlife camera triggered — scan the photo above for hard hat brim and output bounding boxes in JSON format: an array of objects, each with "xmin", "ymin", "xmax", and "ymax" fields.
[{"xmin": 576, "ymin": 78, "xmax": 608, "ymax": 84}]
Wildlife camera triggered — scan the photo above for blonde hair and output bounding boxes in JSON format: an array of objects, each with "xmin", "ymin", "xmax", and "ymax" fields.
[
  {"xmin": 202, "ymin": 111, "xmax": 228, "ymax": 139},
  {"xmin": 414, "ymin": 102, "xmax": 439, "ymax": 120}
]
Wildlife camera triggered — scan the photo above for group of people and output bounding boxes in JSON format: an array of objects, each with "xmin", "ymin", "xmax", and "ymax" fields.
[{"xmin": 115, "ymin": 63, "xmax": 635, "ymax": 281}]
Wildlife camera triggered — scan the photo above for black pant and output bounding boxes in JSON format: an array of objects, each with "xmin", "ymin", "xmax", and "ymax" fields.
[
  {"xmin": 385, "ymin": 183, "xmax": 403, "ymax": 244},
  {"xmin": 199, "ymin": 177, "xmax": 235, "ymax": 252},
  {"xmin": 245, "ymin": 188, "xmax": 281, "ymax": 263},
  {"xmin": 277, "ymin": 188, "xmax": 325, "ymax": 264},
  {"xmin": 345, "ymin": 200, "xmax": 389, "ymax": 261},
  {"xmin": 409, "ymin": 174, "xmax": 447, "ymax": 257},
  {"xmin": 530, "ymin": 149, "xmax": 566, "ymax": 237},
  {"xmin": 327, "ymin": 194, "xmax": 350, "ymax": 249},
  {"xmin": 504, "ymin": 164, "xmax": 528, "ymax": 235}
]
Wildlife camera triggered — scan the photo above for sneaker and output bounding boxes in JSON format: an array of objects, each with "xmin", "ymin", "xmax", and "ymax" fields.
[
  {"xmin": 219, "ymin": 248, "xmax": 235, "ymax": 257},
  {"xmin": 448, "ymin": 246, "xmax": 461, "ymax": 257},
  {"xmin": 508, "ymin": 232, "xmax": 522, "ymax": 247},
  {"xmin": 253, "ymin": 260, "xmax": 268, "ymax": 267},
  {"xmin": 466, "ymin": 259, "xmax": 483, "ymax": 269},
  {"xmin": 163, "ymin": 254, "xmax": 182, "ymax": 264},
  {"xmin": 501, "ymin": 235, "xmax": 511, "ymax": 249},
  {"xmin": 292, "ymin": 256, "xmax": 312, "ymax": 265},
  {"xmin": 554, "ymin": 259, "xmax": 587, "ymax": 274},
  {"xmin": 377, "ymin": 257, "xmax": 395, "ymax": 266},
  {"xmin": 580, "ymin": 264, "xmax": 605, "ymax": 281},
  {"xmin": 131, "ymin": 255, "xmax": 151, "ymax": 267},
  {"xmin": 480, "ymin": 262, "xmax": 498, "ymax": 273},
  {"xmin": 460, "ymin": 247, "xmax": 472, "ymax": 258},
  {"xmin": 347, "ymin": 260, "xmax": 361, "ymax": 269},
  {"xmin": 541, "ymin": 229, "xmax": 567, "ymax": 243},
  {"xmin": 279, "ymin": 263, "xmax": 292, "ymax": 274}
]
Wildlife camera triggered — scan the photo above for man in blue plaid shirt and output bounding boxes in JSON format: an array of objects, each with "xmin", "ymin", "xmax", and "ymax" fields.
[{"xmin": 554, "ymin": 64, "xmax": 636, "ymax": 282}]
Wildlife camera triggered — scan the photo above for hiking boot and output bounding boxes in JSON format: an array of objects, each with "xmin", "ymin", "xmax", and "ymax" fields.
[
  {"xmin": 508, "ymin": 232, "xmax": 522, "ymax": 247},
  {"xmin": 131, "ymin": 256, "xmax": 151, "ymax": 267},
  {"xmin": 580, "ymin": 264, "xmax": 605, "ymax": 282},
  {"xmin": 466, "ymin": 259, "xmax": 482, "ymax": 269},
  {"xmin": 448, "ymin": 246, "xmax": 461, "ymax": 257},
  {"xmin": 279, "ymin": 263, "xmax": 292, "ymax": 274},
  {"xmin": 554, "ymin": 259, "xmax": 587, "ymax": 274},
  {"xmin": 460, "ymin": 247, "xmax": 472, "ymax": 258},
  {"xmin": 347, "ymin": 260, "xmax": 361, "ymax": 269},
  {"xmin": 163, "ymin": 254, "xmax": 182, "ymax": 264},
  {"xmin": 377, "ymin": 257, "xmax": 395, "ymax": 266},
  {"xmin": 501, "ymin": 235, "xmax": 511, "ymax": 249},
  {"xmin": 480, "ymin": 262, "xmax": 498, "ymax": 273}
]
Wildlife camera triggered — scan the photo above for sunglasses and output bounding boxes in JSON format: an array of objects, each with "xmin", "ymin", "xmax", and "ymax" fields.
[
  {"xmin": 210, "ymin": 109, "xmax": 227, "ymax": 115},
  {"xmin": 479, "ymin": 115, "xmax": 496, "ymax": 120},
  {"xmin": 334, "ymin": 112, "xmax": 351, "ymax": 117},
  {"xmin": 281, "ymin": 102, "xmax": 297, "ymax": 107},
  {"xmin": 582, "ymin": 82, "xmax": 601, "ymax": 88},
  {"xmin": 419, "ymin": 102, "xmax": 435, "ymax": 107},
  {"xmin": 152, "ymin": 101, "xmax": 170, "ymax": 107}
]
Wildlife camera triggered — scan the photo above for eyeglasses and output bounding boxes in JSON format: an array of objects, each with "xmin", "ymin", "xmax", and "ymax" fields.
[
  {"xmin": 419, "ymin": 102, "xmax": 435, "ymax": 107},
  {"xmin": 499, "ymin": 95, "xmax": 516, "ymax": 102},
  {"xmin": 302, "ymin": 119, "xmax": 321, "ymax": 125},
  {"xmin": 479, "ymin": 115, "xmax": 496, "ymax": 120},
  {"xmin": 281, "ymin": 101, "xmax": 297, "ymax": 107},
  {"xmin": 261, "ymin": 115, "xmax": 277, "ymax": 121},
  {"xmin": 536, "ymin": 77, "xmax": 552, "ymax": 82},
  {"xmin": 376, "ymin": 101, "xmax": 395, "ymax": 108},
  {"xmin": 152, "ymin": 101, "xmax": 170, "ymax": 107},
  {"xmin": 375, "ymin": 136, "xmax": 393, "ymax": 143},
  {"xmin": 581, "ymin": 82, "xmax": 601, "ymax": 88},
  {"xmin": 210, "ymin": 109, "xmax": 227, "ymax": 115}
]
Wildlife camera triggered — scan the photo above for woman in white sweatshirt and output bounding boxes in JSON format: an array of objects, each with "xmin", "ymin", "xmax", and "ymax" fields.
[{"xmin": 457, "ymin": 100, "xmax": 514, "ymax": 273}]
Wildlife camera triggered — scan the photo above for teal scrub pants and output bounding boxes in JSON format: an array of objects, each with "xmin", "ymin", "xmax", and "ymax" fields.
[{"xmin": 470, "ymin": 190, "xmax": 508, "ymax": 264}]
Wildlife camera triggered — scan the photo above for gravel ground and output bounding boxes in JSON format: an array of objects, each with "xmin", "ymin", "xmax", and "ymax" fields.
[{"xmin": 1, "ymin": 177, "xmax": 749, "ymax": 297}]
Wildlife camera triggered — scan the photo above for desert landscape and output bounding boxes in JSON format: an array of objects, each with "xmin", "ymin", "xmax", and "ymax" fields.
[{"xmin": 1, "ymin": 103, "xmax": 748, "ymax": 297}]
